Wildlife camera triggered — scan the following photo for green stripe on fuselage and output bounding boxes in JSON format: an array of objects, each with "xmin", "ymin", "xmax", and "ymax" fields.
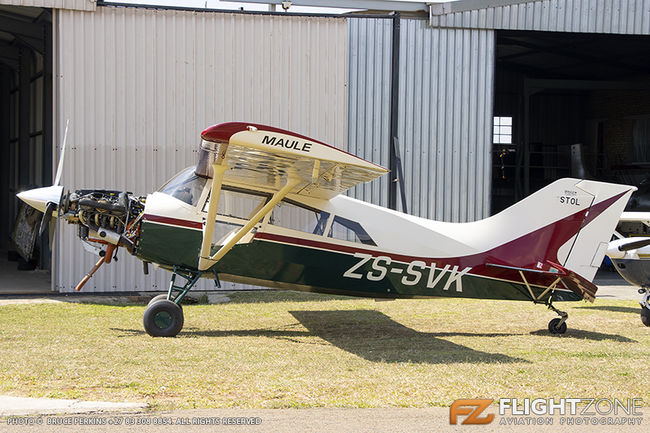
[{"xmin": 136, "ymin": 222, "xmax": 582, "ymax": 302}]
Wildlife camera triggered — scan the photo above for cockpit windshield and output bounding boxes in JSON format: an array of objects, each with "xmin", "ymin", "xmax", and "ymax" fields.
[{"xmin": 158, "ymin": 167, "xmax": 207, "ymax": 206}]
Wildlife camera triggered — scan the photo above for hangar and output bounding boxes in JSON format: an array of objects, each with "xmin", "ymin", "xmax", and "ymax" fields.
[{"xmin": 1, "ymin": 0, "xmax": 649, "ymax": 293}]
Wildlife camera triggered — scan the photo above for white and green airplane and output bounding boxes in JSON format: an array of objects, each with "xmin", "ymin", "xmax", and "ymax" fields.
[{"xmin": 17, "ymin": 122, "xmax": 636, "ymax": 337}]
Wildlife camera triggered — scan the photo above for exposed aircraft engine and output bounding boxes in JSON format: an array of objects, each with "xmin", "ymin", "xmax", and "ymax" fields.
[{"xmin": 62, "ymin": 190, "xmax": 146, "ymax": 255}]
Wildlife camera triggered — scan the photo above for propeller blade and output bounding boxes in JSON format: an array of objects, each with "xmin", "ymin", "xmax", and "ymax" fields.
[
  {"xmin": 619, "ymin": 238, "xmax": 650, "ymax": 251},
  {"xmin": 39, "ymin": 202, "xmax": 56, "ymax": 236},
  {"xmin": 48, "ymin": 215, "xmax": 57, "ymax": 246},
  {"xmin": 53, "ymin": 119, "xmax": 70, "ymax": 187}
]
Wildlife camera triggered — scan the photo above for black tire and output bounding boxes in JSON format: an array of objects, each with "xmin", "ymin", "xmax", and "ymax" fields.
[
  {"xmin": 143, "ymin": 300, "xmax": 184, "ymax": 337},
  {"xmin": 147, "ymin": 294, "xmax": 182, "ymax": 309},
  {"xmin": 148, "ymin": 294, "xmax": 169, "ymax": 307},
  {"xmin": 548, "ymin": 318, "xmax": 567, "ymax": 334},
  {"xmin": 641, "ymin": 308, "xmax": 650, "ymax": 327}
]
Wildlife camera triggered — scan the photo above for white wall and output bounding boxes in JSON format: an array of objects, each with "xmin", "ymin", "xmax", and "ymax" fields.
[{"xmin": 54, "ymin": 6, "xmax": 348, "ymax": 292}]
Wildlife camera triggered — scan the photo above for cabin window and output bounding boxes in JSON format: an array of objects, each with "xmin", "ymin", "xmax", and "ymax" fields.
[
  {"xmin": 270, "ymin": 201, "xmax": 330, "ymax": 235},
  {"xmin": 159, "ymin": 167, "xmax": 207, "ymax": 207},
  {"xmin": 202, "ymin": 188, "xmax": 269, "ymax": 245},
  {"xmin": 328, "ymin": 216, "xmax": 376, "ymax": 245},
  {"xmin": 203, "ymin": 189, "xmax": 268, "ymax": 220}
]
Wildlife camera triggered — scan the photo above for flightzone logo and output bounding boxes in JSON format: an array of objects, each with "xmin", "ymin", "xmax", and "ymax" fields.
[
  {"xmin": 450, "ymin": 399, "xmax": 494, "ymax": 425},
  {"xmin": 450, "ymin": 398, "xmax": 644, "ymax": 426}
]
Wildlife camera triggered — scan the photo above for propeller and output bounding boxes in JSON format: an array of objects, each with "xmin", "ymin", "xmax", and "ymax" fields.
[
  {"xmin": 17, "ymin": 119, "xmax": 70, "ymax": 246},
  {"xmin": 618, "ymin": 238, "xmax": 650, "ymax": 252}
]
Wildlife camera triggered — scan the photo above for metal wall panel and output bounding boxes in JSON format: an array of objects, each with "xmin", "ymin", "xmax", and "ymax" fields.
[
  {"xmin": 397, "ymin": 20, "xmax": 494, "ymax": 222},
  {"xmin": 0, "ymin": 0, "xmax": 96, "ymax": 11},
  {"xmin": 347, "ymin": 18, "xmax": 493, "ymax": 222},
  {"xmin": 347, "ymin": 17, "xmax": 392, "ymax": 208},
  {"xmin": 430, "ymin": 0, "xmax": 650, "ymax": 35},
  {"xmin": 54, "ymin": 6, "xmax": 347, "ymax": 292}
]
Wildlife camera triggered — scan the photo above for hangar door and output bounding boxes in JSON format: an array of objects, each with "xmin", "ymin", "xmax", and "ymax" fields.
[
  {"xmin": 492, "ymin": 30, "xmax": 650, "ymax": 214},
  {"xmin": 54, "ymin": 6, "xmax": 348, "ymax": 292},
  {"xmin": 0, "ymin": 5, "xmax": 53, "ymax": 274}
]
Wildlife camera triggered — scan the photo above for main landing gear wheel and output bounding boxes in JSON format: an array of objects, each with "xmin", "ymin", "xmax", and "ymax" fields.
[
  {"xmin": 147, "ymin": 294, "xmax": 184, "ymax": 309},
  {"xmin": 641, "ymin": 308, "xmax": 650, "ymax": 327},
  {"xmin": 548, "ymin": 318, "xmax": 567, "ymax": 334},
  {"xmin": 143, "ymin": 300, "xmax": 184, "ymax": 337}
]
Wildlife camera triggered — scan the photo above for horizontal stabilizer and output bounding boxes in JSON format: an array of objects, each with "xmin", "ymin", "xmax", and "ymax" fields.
[{"xmin": 487, "ymin": 261, "xmax": 598, "ymax": 302}]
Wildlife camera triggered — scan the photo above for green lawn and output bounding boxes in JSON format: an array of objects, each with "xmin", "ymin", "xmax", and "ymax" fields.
[{"xmin": 0, "ymin": 292, "xmax": 648, "ymax": 409}]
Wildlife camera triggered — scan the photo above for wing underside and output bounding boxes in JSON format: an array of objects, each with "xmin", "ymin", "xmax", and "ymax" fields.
[{"xmin": 199, "ymin": 123, "xmax": 388, "ymax": 199}]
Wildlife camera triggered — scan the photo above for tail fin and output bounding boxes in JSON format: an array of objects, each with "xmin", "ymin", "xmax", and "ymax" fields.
[
  {"xmin": 559, "ymin": 179, "xmax": 635, "ymax": 281},
  {"xmin": 490, "ymin": 178, "xmax": 635, "ymax": 282}
]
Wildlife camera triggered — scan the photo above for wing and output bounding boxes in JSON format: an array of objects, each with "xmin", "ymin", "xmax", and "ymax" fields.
[
  {"xmin": 199, "ymin": 122, "xmax": 388, "ymax": 199},
  {"xmin": 196, "ymin": 122, "xmax": 387, "ymax": 271}
]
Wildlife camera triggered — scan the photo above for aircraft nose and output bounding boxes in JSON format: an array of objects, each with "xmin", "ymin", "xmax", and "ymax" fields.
[{"xmin": 16, "ymin": 185, "xmax": 64, "ymax": 213}]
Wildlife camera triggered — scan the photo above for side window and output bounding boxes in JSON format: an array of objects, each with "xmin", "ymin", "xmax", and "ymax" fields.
[
  {"xmin": 203, "ymin": 190, "xmax": 267, "ymax": 220},
  {"xmin": 328, "ymin": 216, "xmax": 376, "ymax": 246},
  {"xmin": 202, "ymin": 189, "xmax": 268, "ymax": 245},
  {"xmin": 270, "ymin": 201, "xmax": 330, "ymax": 235}
]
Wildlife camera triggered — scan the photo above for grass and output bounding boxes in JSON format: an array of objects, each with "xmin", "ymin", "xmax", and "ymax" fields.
[{"xmin": 0, "ymin": 291, "xmax": 648, "ymax": 409}]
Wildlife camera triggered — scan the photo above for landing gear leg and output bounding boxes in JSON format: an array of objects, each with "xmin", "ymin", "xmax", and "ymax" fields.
[
  {"xmin": 547, "ymin": 301, "xmax": 568, "ymax": 334},
  {"xmin": 143, "ymin": 266, "xmax": 201, "ymax": 337},
  {"xmin": 639, "ymin": 289, "xmax": 650, "ymax": 327}
]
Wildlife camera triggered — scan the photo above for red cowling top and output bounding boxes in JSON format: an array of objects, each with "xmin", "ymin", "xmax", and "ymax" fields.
[{"xmin": 201, "ymin": 122, "xmax": 327, "ymax": 145}]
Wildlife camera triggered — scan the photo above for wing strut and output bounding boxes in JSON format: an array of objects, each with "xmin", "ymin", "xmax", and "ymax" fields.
[
  {"xmin": 199, "ymin": 162, "xmax": 229, "ymax": 271},
  {"xmin": 198, "ymin": 167, "xmax": 300, "ymax": 271}
]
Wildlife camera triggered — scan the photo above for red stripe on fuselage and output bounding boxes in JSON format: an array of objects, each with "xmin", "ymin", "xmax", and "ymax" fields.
[{"xmin": 143, "ymin": 214, "xmax": 203, "ymax": 230}]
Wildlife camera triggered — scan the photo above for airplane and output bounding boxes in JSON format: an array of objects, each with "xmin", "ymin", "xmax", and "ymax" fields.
[
  {"xmin": 17, "ymin": 122, "xmax": 636, "ymax": 337},
  {"xmin": 606, "ymin": 212, "xmax": 650, "ymax": 327}
]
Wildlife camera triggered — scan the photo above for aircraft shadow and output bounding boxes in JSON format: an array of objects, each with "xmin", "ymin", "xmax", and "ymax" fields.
[
  {"xmin": 111, "ymin": 310, "xmax": 527, "ymax": 364},
  {"xmin": 287, "ymin": 310, "xmax": 526, "ymax": 364},
  {"xmin": 577, "ymin": 305, "xmax": 641, "ymax": 315},
  {"xmin": 528, "ymin": 329, "xmax": 636, "ymax": 342}
]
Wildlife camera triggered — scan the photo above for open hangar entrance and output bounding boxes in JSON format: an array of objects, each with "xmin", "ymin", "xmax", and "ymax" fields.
[
  {"xmin": 491, "ymin": 29, "xmax": 650, "ymax": 215},
  {"xmin": 0, "ymin": 5, "xmax": 53, "ymax": 271}
]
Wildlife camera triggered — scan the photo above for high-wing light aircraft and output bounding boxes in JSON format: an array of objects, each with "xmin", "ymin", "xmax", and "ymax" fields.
[
  {"xmin": 606, "ymin": 212, "xmax": 650, "ymax": 327},
  {"xmin": 17, "ymin": 123, "xmax": 636, "ymax": 337}
]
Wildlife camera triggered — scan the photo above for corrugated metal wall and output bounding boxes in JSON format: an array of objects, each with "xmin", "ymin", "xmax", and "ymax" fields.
[
  {"xmin": 347, "ymin": 17, "xmax": 392, "ymax": 208},
  {"xmin": 0, "ymin": 0, "xmax": 96, "ymax": 11},
  {"xmin": 54, "ymin": 6, "xmax": 347, "ymax": 292},
  {"xmin": 430, "ymin": 0, "xmax": 650, "ymax": 35},
  {"xmin": 348, "ymin": 18, "xmax": 494, "ymax": 222},
  {"xmin": 398, "ymin": 21, "xmax": 494, "ymax": 222}
]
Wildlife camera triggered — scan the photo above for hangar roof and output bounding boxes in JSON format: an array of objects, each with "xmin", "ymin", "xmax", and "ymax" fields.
[{"xmin": 430, "ymin": 0, "xmax": 650, "ymax": 35}]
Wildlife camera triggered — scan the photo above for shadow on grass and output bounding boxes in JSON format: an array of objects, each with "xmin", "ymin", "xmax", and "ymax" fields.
[
  {"xmin": 110, "ymin": 310, "xmax": 528, "ymax": 364},
  {"xmin": 577, "ymin": 305, "xmax": 641, "ymax": 314},
  {"xmin": 529, "ymin": 328, "xmax": 636, "ymax": 342},
  {"xmin": 287, "ymin": 310, "xmax": 527, "ymax": 364}
]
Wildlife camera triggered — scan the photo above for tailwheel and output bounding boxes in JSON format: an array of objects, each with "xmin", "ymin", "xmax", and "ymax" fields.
[
  {"xmin": 640, "ymin": 290, "xmax": 650, "ymax": 327},
  {"xmin": 548, "ymin": 317, "xmax": 567, "ymax": 334},
  {"xmin": 547, "ymin": 302, "xmax": 568, "ymax": 334},
  {"xmin": 641, "ymin": 308, "xmax": 650, "ymax": 327},
  {"xmin": 143, "ymin": 300, "xmax": 184, "ymax": 337}
]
